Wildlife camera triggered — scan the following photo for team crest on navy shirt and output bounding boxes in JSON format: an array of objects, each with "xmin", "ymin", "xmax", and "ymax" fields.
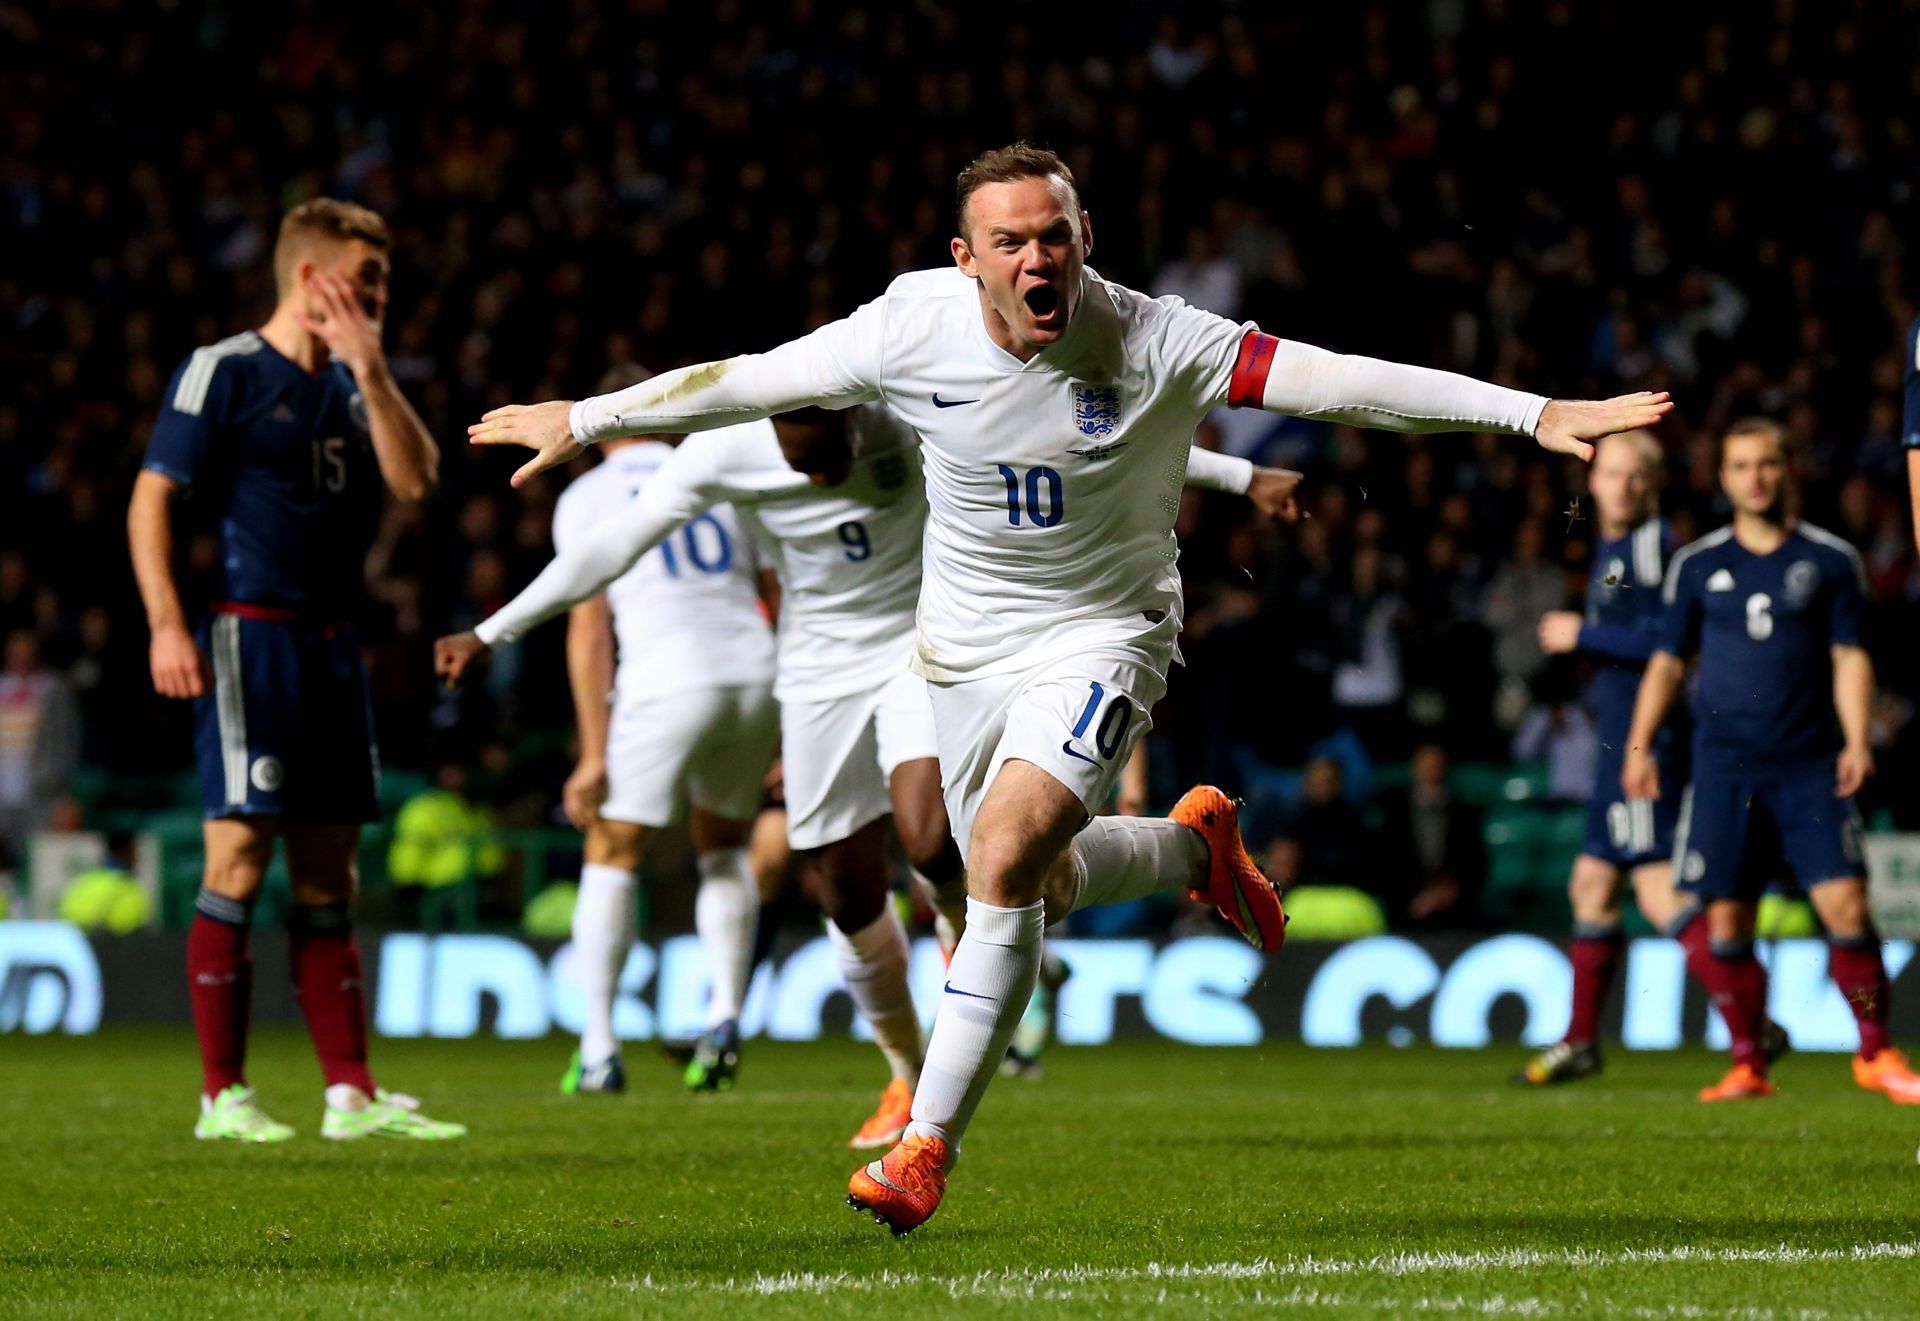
[
  {"xmin": 1784, "ymin": 560, "xmax": 1819, "ymax": 606},
  {"xmin": 348, "ymin": 391, "xmax": 370, "ymax": 433},
  {"xmin": 1071, "ymin": 384, "xmax": 1121, "ymax": 437}
]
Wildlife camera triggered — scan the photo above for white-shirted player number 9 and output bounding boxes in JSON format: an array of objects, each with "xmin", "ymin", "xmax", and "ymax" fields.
[{"xmin": 836, "ymin": 520, "xmax": 872, "ymax": 561}]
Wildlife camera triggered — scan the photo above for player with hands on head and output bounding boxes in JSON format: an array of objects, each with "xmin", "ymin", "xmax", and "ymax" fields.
[{"xmin": 127, "ymin": 198, "xmax": 459, "ymax": 1143}]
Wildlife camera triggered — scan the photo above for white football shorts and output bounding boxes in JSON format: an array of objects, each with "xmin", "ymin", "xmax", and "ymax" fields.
[
  {"xmin": 931, "ymin": 649, "xmax": 1162, "ymax": 861},
  {"xmin": 603, "ymin": 682, "xmax": 779, "ymax": 828},
  {"xmin": 781, "ymin": 668, "xmax": 939, "ymax": 851}
]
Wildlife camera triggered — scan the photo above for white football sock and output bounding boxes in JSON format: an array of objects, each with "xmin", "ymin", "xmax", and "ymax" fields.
[
  {"xmin": 904, "ymin": 896, "xmax": 1044, "ymax": 1164},
  {"xmin": 573, "ymin": 862, "xmax": 637, "ymax": 1065},
  {"xmin": 828, "ymin": 907, "xmax": 923, "ymax": 1086},
  {"xmin": 695, "ymin": 848, "xmax": 759, "ymax": 1028},
  {"xmin": 1067, "ymin": 816, "xmax": 1207, "ymax": 914},
  {"xmin": 913, "ymin": 867, "xmax": 969, "ymax": 956}
]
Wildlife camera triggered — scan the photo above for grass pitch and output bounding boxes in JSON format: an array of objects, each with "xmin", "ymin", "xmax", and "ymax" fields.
[{"xmin": 3, "ymin": 1029, "xmax": 1917, "ymax": 1318}]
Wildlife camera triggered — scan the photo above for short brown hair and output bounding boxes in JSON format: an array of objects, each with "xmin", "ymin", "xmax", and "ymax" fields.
[
  {"xmin": 1719, "ymin": 415, "xmax": 1788, "ymax": 464},
  {"xmin": 273, "ymin": 198, "xmax": 389, "ymax": 294},
  {"xmin": 955, "ymin": 142, "xmax": 1080, "ymax": 238}
]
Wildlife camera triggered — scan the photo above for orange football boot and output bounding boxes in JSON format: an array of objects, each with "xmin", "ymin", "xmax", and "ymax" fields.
[
  {"xmin": 1698, "ymin": 1062, "xmax": 1775, "ymax": 1102},
  {"xmin": 1170, "ymin": 786, "xmax": 1287, "ymax": 953},
  {"xmin": 849, "ymin": 1077, "xmax": 915, "ymax": 1150},
  {"xmin": 1853, "ymin": 1048, "xmax": 1920, "ymax": 1104},
  {"xmin": 847, "ymin": 1134, "xmax": 949, "ymax": 1236}
]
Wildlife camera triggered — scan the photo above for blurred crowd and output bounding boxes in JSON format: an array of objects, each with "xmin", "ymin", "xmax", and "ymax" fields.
[{"xmin": 5, "ymin": 0, "xmax": 1920, "ymax": 915}]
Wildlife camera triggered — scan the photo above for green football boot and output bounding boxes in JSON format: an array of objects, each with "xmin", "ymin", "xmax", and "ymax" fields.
[
  {"xmin": 321, "ymin": 1088, "xmax": 466, "ymax": 1140},
  {"xmin": 195, "ymin": 1085, "xmax": 295, "ymax": 1143}
]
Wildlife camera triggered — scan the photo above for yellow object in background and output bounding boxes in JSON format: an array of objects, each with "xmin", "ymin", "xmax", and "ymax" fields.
[
  {"xmin": 58, "ymin": 867, "xmax": 152, "ymax": 934},
  {"xmin": 1756, "ymin": 892, "xmax": 1819, "ymax": 940},
  {"xmin": 1276, "ymin": 885, "xmax": 1388, "ymax": 941}
]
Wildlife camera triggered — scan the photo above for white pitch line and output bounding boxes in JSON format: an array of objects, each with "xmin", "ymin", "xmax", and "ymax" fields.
[{"xmin": 623, "ymin": 1241, "xmax": 1918, "ymax": 1303}]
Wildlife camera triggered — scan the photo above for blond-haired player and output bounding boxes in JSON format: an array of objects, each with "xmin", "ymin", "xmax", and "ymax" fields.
[{"xmin": 129, "ymin": 199, "xmax": 461, "ymax": 1141}]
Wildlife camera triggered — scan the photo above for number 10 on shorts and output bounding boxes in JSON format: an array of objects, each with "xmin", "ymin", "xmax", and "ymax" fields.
[{"xmin": 1068, "ymin": 681, "xmax": 1132, "ymax": 761}]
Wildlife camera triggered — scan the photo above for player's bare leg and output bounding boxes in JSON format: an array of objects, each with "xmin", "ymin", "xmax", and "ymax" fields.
[
  {"xmin": 798, "ymin": 815, "xmax": 923, "ymax": 1148},
  {"xmin": 1810, "ymin": 878, "xmax": 1920, "ymax": 1102},
  {"xmin": 564, "ymin": 817, "xmax": 652, "ymax": 1095},
  {"xmin": 738, "ymin": 803, "xmax": 792, "ymax": 978},
  {"xmin": 680, "ymin": 808, "xmax": 758, "ymax": 1091},
  {"xmin": 1516, "ymin": 855, "xmax": 1622, "ymax": 1086},
  {"xmin": 1697, "ymin": 899, "xmax": 1774, "ymax": 1102},
  {"xmin": 892, "ymin": 757, "xmax": 967, "ymax": 956},
  {"xmin": 288, "ymin": 824, "xmax": 463, "ymax": 1139},
  {"xmin": 190, "ymin": 818, "xmax": 291, "ymax": 1141}
]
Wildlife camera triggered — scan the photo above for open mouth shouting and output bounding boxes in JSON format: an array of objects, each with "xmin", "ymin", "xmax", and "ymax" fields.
[{"xmin": 1022, "ymin": 281, "xmax": 1065, "ymax": 333}]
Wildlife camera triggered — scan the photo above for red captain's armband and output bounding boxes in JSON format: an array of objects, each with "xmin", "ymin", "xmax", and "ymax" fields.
[{"xmin": 1227, "ymin": 331, "xmax": 1279, "ymax": 408}]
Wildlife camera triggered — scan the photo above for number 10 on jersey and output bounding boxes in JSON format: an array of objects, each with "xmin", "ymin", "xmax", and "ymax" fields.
[{"xmin": 996, "ymin": 465, "xmax": 1064, "ymax": 527}]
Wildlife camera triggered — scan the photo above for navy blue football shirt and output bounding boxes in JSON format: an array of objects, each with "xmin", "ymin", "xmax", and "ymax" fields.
[
  {"xmin": 143, "ymin": 331, "xmax": 381, "ymax": 614},
  {"xmin": 1658, "ymin": 523, "xmax": 1865, "ymax": 773},
  {"xmin": 1581, "ymin": 517, "xmax": 1672, "ymax": 745}
]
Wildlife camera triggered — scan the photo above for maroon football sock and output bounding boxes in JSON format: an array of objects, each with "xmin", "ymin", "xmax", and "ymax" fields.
[
  {"xmin": 1566, "ymin": 923, "xmax": 1624, "ymax": 1046},
  {"xmin": 1702, "ymin": 938, "xmax": 1769, "ymax": 1073},
  {"xmin": 187, "ymin": 892, "xmax": 254, "ymax": 1098},
  {"xmin": 289, "ymin": 904, "xmax": 376, "ymax": 1094},
  {"xmin": 1673, "ymin": 910, "xmax": 1713, "ymax": 989},
  {"xmin": 1829, "ymin": 934, "xmax": 1890, "ymax": 1061}
]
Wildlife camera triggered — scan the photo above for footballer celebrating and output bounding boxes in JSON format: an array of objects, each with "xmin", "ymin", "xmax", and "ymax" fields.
[
  {"xmin": 1623, "ymin": 418, "xmax": 1919, "ymax": 1103},
  {"xmin": 470, "ymin": 144, "xmax": 1668, "ymax": 1232},
  {"xmin": 439, "ymin": 402, "xmax": 1291, "ymax": 1146},
  {"xmin": 128, "ymin": 199, "xmax": 463, "ymax": 1142}
]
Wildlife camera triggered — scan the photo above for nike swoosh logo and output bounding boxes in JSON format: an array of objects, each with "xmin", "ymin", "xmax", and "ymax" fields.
[
  {"xmin": 1061, "ymin": 740, "xmax": 1100, "ymax": 766},
  {"xmin": 943, "ymin": 981, "xmax": 995, "ymax": 1002},
  {"xmin": 931, "ymin": 394, "xmax": 979, "ymax": 408}
]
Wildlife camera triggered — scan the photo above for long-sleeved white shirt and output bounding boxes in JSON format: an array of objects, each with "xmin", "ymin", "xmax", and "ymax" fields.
[
  {"xmin": 479, "ymin": 402, "xmax": 1258, "ymax": 698},
  {"xmin": 563, "ymin": 265, "xmax": 1543, "ymax": 681}
]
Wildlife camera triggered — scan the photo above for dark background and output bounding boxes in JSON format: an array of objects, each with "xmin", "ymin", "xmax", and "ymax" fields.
[{"xmin": 4, "ymin": 0, "xmax": 1918, "ymax": 930}]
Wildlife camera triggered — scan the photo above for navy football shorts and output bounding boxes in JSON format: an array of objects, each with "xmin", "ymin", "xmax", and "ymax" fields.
[
  {"xmin": 1672, "ymin": 761, "xmax": 1866, "ymax": 902},
  {"xmin": 192, "ymin": 606, "xmax": 380, "ymax": 823},
  {"xmin": 1582, "ymin": 741, "xmax": 1684, "ymax": 869}
]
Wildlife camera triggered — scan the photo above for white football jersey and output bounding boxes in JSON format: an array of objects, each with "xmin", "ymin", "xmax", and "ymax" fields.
[
  {"xmin": 570, "ymin": 264, "xmax": 1547, "ymax": 682},
  {"xmin": 549, "ymin": 439, "xmax": 774, "ymax": 699},
  {"xmin": 621, "ymin": 409, "xmax": 927, "ymax": 702},
  {"xmin": 792, "ymin": 267, "xmax": 1251, "ymax": 680}
]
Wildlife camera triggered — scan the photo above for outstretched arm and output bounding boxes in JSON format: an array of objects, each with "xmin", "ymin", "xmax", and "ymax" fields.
[
  {"xmin": 1229, "ymin": 332, "xmax": 1672, "ymax": 461},
  {"xmin": 469, "ymin": 304, "xmax": 885, "ymax": 487},
  {"xmin": 433, "ymin": 476, "xmax": 710, "ymax": 688}
]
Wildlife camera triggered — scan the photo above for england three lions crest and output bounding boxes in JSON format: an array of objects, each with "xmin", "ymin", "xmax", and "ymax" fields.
[{"xmin": 1071, "ymin": 384, "xmax": 1121, "ymax": 438}]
